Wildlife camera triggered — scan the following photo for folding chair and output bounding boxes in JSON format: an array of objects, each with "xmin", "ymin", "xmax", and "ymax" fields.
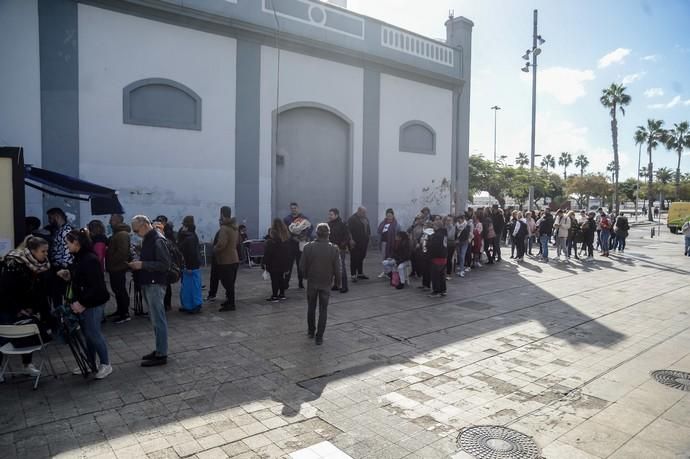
[
  {"xmin": 243, "ymin": 239, "xmax": 265, "ymax": 268},
  {"xmin": 0, "ymin": 324, "xmax": 57, "ymax": 390}
]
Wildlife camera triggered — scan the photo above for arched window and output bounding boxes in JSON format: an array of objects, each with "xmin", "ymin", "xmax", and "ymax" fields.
[
  {"xmin": 123, "ymin": 78, "xmax": 201, "ymax": 130},
  {"xmin": 399, "ymin": 120, "xmax": 436, "ymax": 155}
]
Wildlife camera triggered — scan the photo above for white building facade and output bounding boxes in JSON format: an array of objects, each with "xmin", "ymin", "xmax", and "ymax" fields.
[{"xmin": 0, "ymin": 0, "xmax": 473, "ymax": 240}]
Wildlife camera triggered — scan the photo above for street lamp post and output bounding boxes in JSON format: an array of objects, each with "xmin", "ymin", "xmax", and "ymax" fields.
[
  {"xmin": 491, "ymin": 105, "xmax": 501, "ymax": 163},
  {"xmin": 521, "ymin": 9, "xmax": 544, "ymax": 212}
]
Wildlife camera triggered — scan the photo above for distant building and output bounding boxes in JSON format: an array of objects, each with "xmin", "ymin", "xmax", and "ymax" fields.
[{"xmin": 0, "ymin": 0, "xmax": 473, "ymax": 239}]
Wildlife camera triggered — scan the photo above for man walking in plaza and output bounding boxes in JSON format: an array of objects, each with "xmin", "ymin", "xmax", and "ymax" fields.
[
  {"xmin": 300, "ymin": 223, "xmax": 341, "ymax": 345},
  {"xmin": 284, "ymin": 202, "xmax": 312, "ymax": 289},
  {"xmin": 347, "ymin": 206, "xmax": 371, "ymax": 282},
  {"xmin": 327, "ymin": 208, "xmax": 351, "ymax": 294},
  {"xmin": 106, "ymin": 214, "xmax": 131, "ymax": 323},
  {"xmin": 128, "ymin": 215, "xmax": 171, "ymax": 367}
]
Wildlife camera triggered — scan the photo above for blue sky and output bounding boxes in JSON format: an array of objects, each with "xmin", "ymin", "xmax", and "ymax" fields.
[{"xmin": 348, "ymin": 0, "xmax": 690, "ymax": 180}]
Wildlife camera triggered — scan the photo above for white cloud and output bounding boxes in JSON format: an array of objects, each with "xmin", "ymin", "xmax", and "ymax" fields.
[
  {"xmin": 648, "ymin": 95, "xmax": 689, "ymax": 109},
  {"xmin": 621, "ymin": 72, "xmax": 645, "ymax": 85},
  {"xmin": 521, "ymin": 67, "xmax": 595, "ymax": 104},
  {"xmin": 598, "ymin": 48, "xmax": 631, "ymax": 68},
  {"xmin": 641, "ymin": 54, "xmax": 658, "ymax": 62},
  {"xmin": 644, "ymin": 87, "xmax": 664, "ymax": 98}
]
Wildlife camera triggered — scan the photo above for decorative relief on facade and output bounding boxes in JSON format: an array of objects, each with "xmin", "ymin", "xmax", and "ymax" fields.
[
  {"xmin": 262, "ymin": 0, "xmax": 364, "ymax": 39},
  {"xmin": 381, "ymin": 26, "xmax": 454, "ymax": 67}
]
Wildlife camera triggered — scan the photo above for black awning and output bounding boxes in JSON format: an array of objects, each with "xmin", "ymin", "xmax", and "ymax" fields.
[{"xmin": 24, "ymin": 165, "xmax": 124, "ymax": 215}]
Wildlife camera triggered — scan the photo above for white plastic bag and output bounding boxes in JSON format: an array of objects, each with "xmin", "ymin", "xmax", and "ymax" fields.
[{"xmin": 262, "ymin": 270, "xmax": 270, "ymax": 281}]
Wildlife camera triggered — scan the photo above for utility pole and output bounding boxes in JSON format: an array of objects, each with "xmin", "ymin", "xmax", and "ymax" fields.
[{"xmin": 491, "ymin": 105, "xmax": 501, "ymax": 163}]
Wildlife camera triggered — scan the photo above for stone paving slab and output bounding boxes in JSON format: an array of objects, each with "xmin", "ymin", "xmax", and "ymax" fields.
[{"xmin": 1, "ymin": 225, "xmax": 690, "ymax": 458}]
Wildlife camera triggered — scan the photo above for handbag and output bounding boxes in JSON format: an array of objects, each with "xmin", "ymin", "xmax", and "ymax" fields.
[{"xmin": 391, "ymin": 271, "xmax": 400, "ymax": 287}]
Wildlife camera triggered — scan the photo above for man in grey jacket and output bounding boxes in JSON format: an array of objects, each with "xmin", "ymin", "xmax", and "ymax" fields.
[{"xmin": 299, "ymin": 223, "xmax": 341, "ymax": 345}]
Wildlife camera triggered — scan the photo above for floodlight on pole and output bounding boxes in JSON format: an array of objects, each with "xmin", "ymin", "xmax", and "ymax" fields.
[
  {"xmin": 522, "ymin": 50, "xmax": 531, "ymax": 60},
  {"xmin": 537, "ymin": 35, "xmax": 545, "ymax": 45}
]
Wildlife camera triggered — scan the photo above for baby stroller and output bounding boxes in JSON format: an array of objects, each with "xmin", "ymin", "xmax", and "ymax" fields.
[{"xmin": 54, "ymin": 304, "xmax": 97, "ymax": 378}]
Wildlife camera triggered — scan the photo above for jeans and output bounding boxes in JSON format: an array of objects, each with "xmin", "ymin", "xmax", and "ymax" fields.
[
  {"xmin": 492, "ymin": 237, "xmax": 502, "ymax": 261},
  {"xmin": 539, "ymin": 234, "xmax": 550, "ymax": 259},
  {"xmin": 307, "ymin": 285, "xmax": 330, "ymax": 338},
  {"xmin": 80, "ymin": 305, "xmax": 109, "ymax": 367},
  {"xmin": 600, "ymin": 231, "xmax": 611, "ymax": 253},
  {"xmin": 383, "ymin": 259, "xmax": 409, "ymax": 284},
  {"xmin": 141, "ymin": 284, "xmax": 168, "ymax": 356},
  {"xmin": 180, "ymin": 269, "xmax": 202, "ymax": 309},
  {"xmin": 685, "ymin": 236, "xmax": 690, "ymax": 256},
  {"xmin": 350, "ymin": 240, "xmax": 368, "ymax": 276},
  {"xmin": 109, "ymin": 271, "xmax": 130, "ymax": 318},
  {"xmin": 217, "ymin": 263, "xmax": 239, "ymax": 306},
  {"xmin": 616, "ymin": 236, "xmax": 626, "ymax": 251},
  {"xmin": 556, "ymin": 237, "xmax": 567, "ymax": 257},
  {"xmin": 430, "ymin": 262, "xmax": 446, "ymax": 293},
  {"xmin": 456, "ymin": 242, "xmax": 469, "ymax": 272}
]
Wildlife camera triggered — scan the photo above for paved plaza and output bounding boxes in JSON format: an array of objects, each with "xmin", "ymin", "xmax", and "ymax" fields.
[{"xmin": 1, "ymin": 223, "xmax": 689, "ymax": 459}]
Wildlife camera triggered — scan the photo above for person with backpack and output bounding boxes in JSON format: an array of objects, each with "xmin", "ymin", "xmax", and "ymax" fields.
[
  {"xmin": 537, "ymin": 209, "xmax": 554, "ymax": 262},
  {"xmin": 455, "ymin": 215, "xmax": 471, "ymax": 277},
  {"xmin": 599, "ymin": 211, "xmax": 612, "ymax": 257},
  {"xmin": 614, "ymin": 213, "xmax": 630, "ymax": 253},
  {"xmin": 58, "ymin": 229, "xmax": 113, "ymax": 379},
  {"xmin": 177, "ymin": 216, "xmax": 202, "ymax": 313},
  {"xmin": 214, "ymin": 206, "xmax": 240, "ymax": 312},
  {"xmin": 262, "ymin": 218, "xmax": 292, "ymax": 302},
  {"xmin": 682, "ymin": 219, "xmax": 690, "ymax": 256},
  {"xmin": 512, "ymin": 212, "xmax": 528, "ymax": 261},
  {"xmin": 128, "ymin": 215, "xmax": 171, "ymax": 367}
]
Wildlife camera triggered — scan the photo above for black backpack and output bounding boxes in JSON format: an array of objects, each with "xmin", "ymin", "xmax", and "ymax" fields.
[
  {"xmin": 516, "ymin": 221, "xmax": 528, "ymax": 239},
  {"xmin": 160, "ymin": 237, "xmax": 183, "ymax": 284}
]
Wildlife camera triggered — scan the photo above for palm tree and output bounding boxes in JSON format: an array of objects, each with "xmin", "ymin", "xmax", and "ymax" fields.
[
  {"xmin": 606, "ymin": 161, "xmax": 618, "ymax": 183},
  {"xmin": 558, "ymin": 152, "xmax": 573, "ymax": 180},
  {"xmin": 574, "ymin": 154, "xmax": 589, "ymax": 176},
  {"xmin": 664, "ymin": 121, "xmax": 690, "ymax": 199},
  {"xmin": 516, "ymin": 152, "xmax": 529, "ymax": 168},
  {"xmin": 634, "ymin": 129, "xmax": 647, "ymax": 215},
  {"xmin": 600, "ymin": 83, "xmax": 631, "ymax": 215},
  {"xmin": 635, "ymin": 119, "xmax": 667, "ymax": 221},
  {"xmin": 540, "ymin": 154, "xmax": 555, "ymax": 171}
]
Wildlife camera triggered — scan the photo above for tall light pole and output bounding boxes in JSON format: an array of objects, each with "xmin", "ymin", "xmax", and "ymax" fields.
[
  {"xmin": 491, "ymin": 105, "xmax": 501, "ymax": 163},
  {"xmin": 521, "ymin": 9, "xmax": 544, "ymax": 212},
  {"xmin": 635, "ymin": 142, "xmax": 642, "ymax": 221}
]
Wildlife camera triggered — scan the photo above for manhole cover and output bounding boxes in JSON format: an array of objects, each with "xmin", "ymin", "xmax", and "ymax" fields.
[
  {"xmin": 457, "ymin": 425, "xmax": 541, "ymax": 459},
  {"xmin": 651, "ymin": 370, "xmax": 690, "ymax": 391}
]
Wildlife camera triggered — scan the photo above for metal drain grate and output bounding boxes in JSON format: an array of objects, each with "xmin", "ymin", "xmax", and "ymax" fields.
[
  {"xmin": 457, "ymin": 425, "xmax": 541, "ymax": 459},
  {"xmin": 651, "ymin": 370, "xmax": 690, "ymax": 392}
]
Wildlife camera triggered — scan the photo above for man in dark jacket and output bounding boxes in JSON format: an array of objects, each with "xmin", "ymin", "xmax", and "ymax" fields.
[
  {"xmin": 284, "ymin": 202, "xmax": 312, "ymax": 289},
  {"xmin": 347, "ymin": 207, "xmax": 371, "ymax": 282},
  {"xmin": 538, "ymin": 209, "xmax": 555, "ymax": 262},
  {"xmin": 491, "ymin": 208, "xmax": 505, "ymax": 262},
  {"xmin": 106, "ymin": 214, "xmax": 131, "ymax": 323},
  {"xmin": 128, "ymin": 215, "xmax": 171, "ymax": 367},
  {"xmin": 328, "ymin": 208, "xmax": 351, "ymax": 294},
  {"xmin": 214, "ymin": 206, "xmax": 240, "ymax": 312},
  {"xmin": 428, "ymin": 221, "xmax": 448, "ymax": 297},
  {"xmin": 300, "ymin": 223, "xmax": 341, "ymax": 345}
]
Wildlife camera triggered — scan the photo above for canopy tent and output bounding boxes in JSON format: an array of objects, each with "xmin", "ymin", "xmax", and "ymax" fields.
[{"xmin": 24, "ymin": 165, "xmax": 124, "ymax": 215}]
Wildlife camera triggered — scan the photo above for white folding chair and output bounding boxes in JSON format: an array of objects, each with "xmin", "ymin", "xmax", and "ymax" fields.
[{"xmin": 0, "ymin": 324, "xmax": 57, "ymax": 390}]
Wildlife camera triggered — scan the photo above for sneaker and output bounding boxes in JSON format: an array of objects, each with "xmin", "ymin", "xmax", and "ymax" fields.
[
  {"xmin": 458, "ymin": 271, "xmax": 465, "ymax": 278},
  {"xmin": 113, "ymin": 315, "xmax": 131, "ymax": 324},
  {"xmin": 205, "ymin": 296, "xmax": 217, "ymax": 303},
  {"xmin": 72, "ymin": 366, "xmax": 90, "ymax": 375},
  {"xmin": 265, "ymin": 297, "xmax": 279, "ymax": 302},
  {"xmin": 377, "ymin": 272, "xmax": 387, "ymax": 278},
  {"xmin": 95, "ymin": 364, "xmax": 113, "ymax": 380},
  {"xmin": 445, "ymin": 276, "xmax": 451, "ymax": 281},
  {"xmin": 141, "ymin": 355, "xmax": 167, "ymax": 367},
  {"xmin": 23, "ymin": 364, "xmax": 41, "ymax": 377}
]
